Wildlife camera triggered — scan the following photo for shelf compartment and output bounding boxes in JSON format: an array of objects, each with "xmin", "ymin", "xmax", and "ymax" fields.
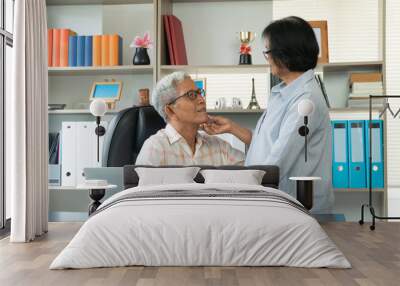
[
  {"xmin": 329, "ymin": 107, "xmax": 384, "ymax": 113},
  {"xmin": 48, "ymin": 109, "xmax": 122, "ymax": 114},
  {"xmin": 160, "ymin": 61, "xmax": 382, "ymax": 75},
  {"xmin": 48, "ymin": 65, "xmax": 153, "ymax": 76},
  {"xmin": 160, "ymin": 64, "xmax": 269, "ymax": 74},
  {"xmin": 46, "ymin": 0, "xmax": 153, "ymax": 5},
  {"xmin": 207, "ymin": 108, "xmax": 264, "ymax": 114},
  {"xmin": 320, "ymin": 61, "xmax": 383, "ymax": 72},
  {"xmin": 334, "ymin": 188, "xmax": 384, "ymax": 193},
  {"xmin": 49, "ymin": 186, "xmax": 88, "ymax": 190}
]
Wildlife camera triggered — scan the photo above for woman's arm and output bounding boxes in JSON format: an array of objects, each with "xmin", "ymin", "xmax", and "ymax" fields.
[{"xmin": 202, "ymin": 115, "xmax": 252, "ymax": 145}]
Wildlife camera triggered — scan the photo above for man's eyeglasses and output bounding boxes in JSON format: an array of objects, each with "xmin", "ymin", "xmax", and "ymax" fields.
[
  {"xmin": 262, "ymin": 49, "xmax": 272, "ymax": 60},
  {"xmin": 169, "ymin": 88, "xmax": 206, "ymax": 105}
]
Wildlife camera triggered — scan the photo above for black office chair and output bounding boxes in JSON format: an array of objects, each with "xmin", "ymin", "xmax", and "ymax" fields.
[{"xmin": 102, "ymin": 106, "xmax": 166, "ymax": 167}]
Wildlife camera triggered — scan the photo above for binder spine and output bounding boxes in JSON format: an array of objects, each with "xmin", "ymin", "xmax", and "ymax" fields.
[
  {"xmin": 348, "ymin": 120, "xmax": 367, "ymax": 188},
  {"xmin": 84, "ymin": 36, "xmax": 93, "ymax": 66},
  {"xmin": 77, "ymin": 35, "xmax": 86, "ymax": 66},
  {"xmin": 332, "ymin": 120, "xmax": 349, "ymax": 188},
  {"xmin": 365, "ymin": 120, "xmax": 384, "ymax": 188},
  {"xmin": 68, "ymin": 36, "xmax": 77, "ymax": 67}
]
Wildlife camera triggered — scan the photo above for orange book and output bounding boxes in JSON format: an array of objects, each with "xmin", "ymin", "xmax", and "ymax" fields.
[
  {"xmin": 52, "ymin": 29, "xmax": 61, "ymax": 67},
  {"xmin": 60, "ymin": 29, "xmax": 76, "ymax": 67},
  {"xmin": 101, "ymin": 35, "xmax": 110, "ymax": 66},
  {"xmin": 48, "ymin": 29, "xmax": 53, "ymax": 67},
  {"xmin": 350, "ymin": 73, "xmax": 382, "ymax": 83},
  {"xmin": 110, "ymin": 34, "xmax": 122, "ymax": 66},
  {"xmin": 93, "ymin": 35, "xmax": 102, "ymax": 66}
]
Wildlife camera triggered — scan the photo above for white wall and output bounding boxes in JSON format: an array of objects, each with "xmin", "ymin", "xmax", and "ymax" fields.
[
  {"xmin": 103, "ymin": 4, "xmax": 154, "ymax": 65},
  {"xmin": 47, "ymin": 5, "xmax": 103, "ymax": 35},
  {"xmin": 173, "ymin": 1, "xmax": 273, "ymax": 65},
  {"xmin": 273, "ymin": 0, "xmax": 383, "ymax": 63},
  {"xmin": 385, "ymin": 0, "xmax": 400, "ymax": 211},
  {"xmin": 193, "ymin": 72, "xmax": 269, "ymax": 110}
]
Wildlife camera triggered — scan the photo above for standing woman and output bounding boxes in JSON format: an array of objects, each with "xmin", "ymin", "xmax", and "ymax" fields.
[{"xmin": 204, "ymin": 16, "xmax": 333, "ymax": 213}]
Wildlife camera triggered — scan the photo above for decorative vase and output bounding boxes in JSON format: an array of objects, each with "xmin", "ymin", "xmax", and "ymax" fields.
[{"xmin": 133, "ymin": 47, "xmax": 150, "ymax": 65}]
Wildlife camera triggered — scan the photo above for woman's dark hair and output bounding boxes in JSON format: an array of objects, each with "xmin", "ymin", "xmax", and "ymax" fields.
[{"xmin": 262, "ymin": 16, "xmax": 319, "ymax": 72}]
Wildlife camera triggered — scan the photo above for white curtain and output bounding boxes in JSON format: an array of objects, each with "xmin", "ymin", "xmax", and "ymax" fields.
[{"xmin": 7, "ymin": 0, "xmax": 49, "ymax": 242}]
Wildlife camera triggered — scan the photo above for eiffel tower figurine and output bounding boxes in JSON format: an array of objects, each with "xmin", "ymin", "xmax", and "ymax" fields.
[{"xmin": 247, "ymin": 78, "xmax": 261, "ymax": 110}]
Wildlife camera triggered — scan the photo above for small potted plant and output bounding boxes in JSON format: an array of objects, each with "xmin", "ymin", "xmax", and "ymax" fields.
[{"xmin": 130, "ymin": 32, "xmax": 153, "ymax": 65}]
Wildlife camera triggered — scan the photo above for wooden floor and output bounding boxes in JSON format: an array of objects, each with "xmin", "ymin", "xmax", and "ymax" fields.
[{"xmin": 0, "ymin": 222, "xmax": 399, "ymax": 286}]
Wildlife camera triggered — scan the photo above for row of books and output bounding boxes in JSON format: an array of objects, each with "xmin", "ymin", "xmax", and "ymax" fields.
[
  {"xmin": 348, "ymin": 72, "xmax": 384, "ymax": 108},
  {"xmin": 48, "ymin": 28, "xmax": 123, "ymax": 67},
  {"xmin": 163, "ymin": 15, "xmax": 188, "ymax": 65}
]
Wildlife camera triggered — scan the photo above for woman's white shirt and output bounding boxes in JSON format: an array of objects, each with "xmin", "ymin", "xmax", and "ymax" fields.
[{"xmin": 245, "ymin": 69, "xmax": 334, "ymax": 213}]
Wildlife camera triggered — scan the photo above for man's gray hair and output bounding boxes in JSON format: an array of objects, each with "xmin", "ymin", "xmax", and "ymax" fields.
[{"xmin": 152, "ymin": 71, "xmax": 191, "ymax": 121}]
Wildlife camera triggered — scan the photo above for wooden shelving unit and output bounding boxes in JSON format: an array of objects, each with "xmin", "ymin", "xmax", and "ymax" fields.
[
  {"xmin": 334, "ymin": 189, "xmax": 385, "ymax": 193},
  {"xmin": 160, "ymin": 61, "xmax": 383, "ymax": 75},
  {"xmin": 46, "ymin": 0, "xmax": 153, "ymax": 5},
  {"xmin": 48, "ymin": 65, "xmax": 154, "ymax": 76},
  {"xmin": 160, "ymin": 64, "xmax": 269, "ymax": 74},
  {"xmin": 48, "ymin": 109, "xmax": 122, "ymax": 114},
  {"xmin": 48, "ymin": 186, "xmax": 88, "ymax": 190},
  {"xmin": 207, "ymin": 108, "xmax": 264, "ymax": 114}
]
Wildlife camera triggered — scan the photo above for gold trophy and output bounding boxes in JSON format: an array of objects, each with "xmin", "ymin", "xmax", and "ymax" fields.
[{"xmin": 238, "ymin": 31, "xmax": 256, "ymax": 65}]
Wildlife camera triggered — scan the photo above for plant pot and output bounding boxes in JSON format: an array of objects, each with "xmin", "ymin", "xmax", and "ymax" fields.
[
  {"xmin": 239, "ymin": 54, "xmax": 252, "ymax": 65},
  {"xmin": 133, "ymin": 47, "xmax": 150, "ymax": 65}
]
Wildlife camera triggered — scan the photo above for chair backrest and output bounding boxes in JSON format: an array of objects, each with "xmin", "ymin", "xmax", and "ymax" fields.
[{"xmin": 102, "ymin": 106, "xmax": 166, "ymax": 167}]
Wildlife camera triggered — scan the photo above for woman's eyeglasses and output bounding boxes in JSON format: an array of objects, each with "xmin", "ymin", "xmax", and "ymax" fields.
[
  {"xmin": 169, "ymin": 88, "xmax": 206, "ymax": 105},
  {"xmin": 262, "ymin": 49, "xmax": 272, "ymax": 60}
]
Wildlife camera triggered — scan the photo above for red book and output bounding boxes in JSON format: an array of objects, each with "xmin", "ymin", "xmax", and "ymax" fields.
[
  {"xmin": 52, "ymin": 29, "xmax": 61, "ymax": 67},
  {"xmin": 48, "ymin": 29, "xmax": 53, "ymax": 67},
  {"xmin": 168, "ymin": 15, "xmax": 188, "ymax": 65},
  {"xmin": 163, "ymin": 15, "xmax": 175, "ymax": 65}
]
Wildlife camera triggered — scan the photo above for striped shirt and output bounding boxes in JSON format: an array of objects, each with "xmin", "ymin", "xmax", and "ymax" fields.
[{"xmin": 136, "ymin": 124, "xmax": 245, "ymax": 166}]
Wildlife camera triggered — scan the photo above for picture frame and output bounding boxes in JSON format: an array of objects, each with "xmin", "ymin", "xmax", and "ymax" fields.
[
  {"xmin": 308, "ymin": 20, "xmax": 329, "ymax": 64},
  {"xmin": 89, "ymin": 80, "xmax": 123, "ymax": 104},
  {"xmin": 194, "ymin": 78, "xmax": 207, "ymax": 94}
]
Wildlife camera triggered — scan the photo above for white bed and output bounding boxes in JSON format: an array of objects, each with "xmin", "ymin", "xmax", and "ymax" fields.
[{"xmin": 50, "ymin": 183, "xmax": 351, "ymax": 269}]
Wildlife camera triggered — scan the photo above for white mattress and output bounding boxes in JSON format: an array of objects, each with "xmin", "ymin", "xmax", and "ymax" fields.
[{"xmin": 50, "ymin": 183, "xmax": 350, "ymax": 269}]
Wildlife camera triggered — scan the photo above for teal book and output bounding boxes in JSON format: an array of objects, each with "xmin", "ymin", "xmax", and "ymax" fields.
[
  {"xmin": 77, "ymin": 35, "xmax": 85, "ymax": 66},
  {"xmin": 68, "ymin": 35, "xmax": 77, "ymax": 67}
]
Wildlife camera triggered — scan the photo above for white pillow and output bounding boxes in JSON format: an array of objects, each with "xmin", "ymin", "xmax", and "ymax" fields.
[
  {"xmin": 200, "ymin": 169, "xmax": 266, "ymax": 185},
  {"xmin": 135, "ymin": 167, "xmax": 201, "ymax": 186}
]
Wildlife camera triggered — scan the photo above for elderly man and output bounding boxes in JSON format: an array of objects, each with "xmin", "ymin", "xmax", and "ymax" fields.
[{"xmin": 135, "ymin": 71, "xmax": 244, "ymax": 166}]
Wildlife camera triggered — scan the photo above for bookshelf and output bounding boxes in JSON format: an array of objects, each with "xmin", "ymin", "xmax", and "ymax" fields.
[
  {"xmin": 47, "ymin": 0, "xmax": 157, "ymax": 111},
  {"xmin": 334, "ymin": 189, "xmax": 385, "ymax": 193},
  {"xmin": 48, "ymin": 65, "xmax": 154, "ymax": 76},
  {"xmin": 160, "ymin": 64, "xmax": 269, "ymax": 74},
  {"xmin": 207, "ymin": 109, "xmax": 264, "ymax": 114},
  {"xmin": 160, "ymin": 61, "xmax": 383, "ymax": 75},
  {"xmin": 46, "ymin": 0, "xmax": 153, "ymax": 5},
  {"xmin": 318, "ymin": 61, "xmax": 383, "ymax": 72},
  {"xmin": 49, "ymin": 186, "xmax": 89, "ymax": 190},
  {"xmin": 48, "ymin": 109, "xmax": 122, "ymax": 114}
]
